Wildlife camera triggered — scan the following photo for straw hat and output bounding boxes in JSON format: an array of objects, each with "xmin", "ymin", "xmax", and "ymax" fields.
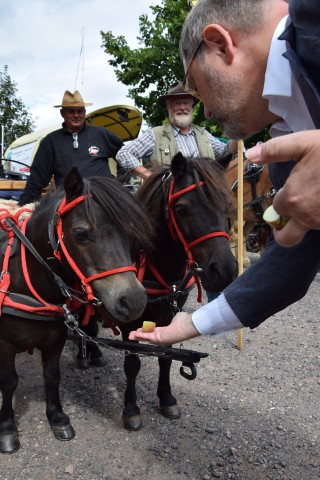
[
  {"xmin": 54, "ymin": 90, "xmax": 93, "ymax": 108},
  {"xmin": 158, "ymin": 82, "xmax": 199, "ymax": 108}
]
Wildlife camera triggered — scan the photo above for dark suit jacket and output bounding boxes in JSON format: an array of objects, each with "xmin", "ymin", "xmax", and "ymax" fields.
[
  {"xmin": 224, "ymin": 0, "xmax": 320, "ymax": 329},
  {"xmin": 280, "ymin": 0, "xmax": 320, "ymax": 128}
]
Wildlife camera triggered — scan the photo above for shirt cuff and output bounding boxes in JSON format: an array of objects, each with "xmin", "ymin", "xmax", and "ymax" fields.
[{"xmin": 191, "ymin": 293, "xmax": 243, "ymax": 336}]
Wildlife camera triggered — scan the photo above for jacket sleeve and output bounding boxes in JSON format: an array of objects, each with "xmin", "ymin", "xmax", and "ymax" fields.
[
  {"xmin": 224, "ymin": 229, "xmax": 320, "ymax": 329},
  {"xmin": 18, "ymin": 137, "xmax": 55, "ymax": 206}
]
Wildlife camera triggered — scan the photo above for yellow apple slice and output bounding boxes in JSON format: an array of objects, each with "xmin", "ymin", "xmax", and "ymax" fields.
[
  {"xmin": 142, "ymin": 321, "xmax": 156, "ymax": 333},
  {"xmin": 263, "ymin": 205, "xmax": 288, "ymax": 230}
]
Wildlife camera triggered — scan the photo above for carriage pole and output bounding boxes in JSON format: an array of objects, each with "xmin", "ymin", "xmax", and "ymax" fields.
[{"xmin": 237, "ymin": 140, "xmax": 244, "ymax": 350}]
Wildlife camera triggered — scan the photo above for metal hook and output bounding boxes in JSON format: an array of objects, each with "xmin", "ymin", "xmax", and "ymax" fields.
[
  {"xmin": 192, "ymin": 262, "xmax": 204, "ymax": 274},
  {"xmin": 179, "ymin": 361, "xmax": 197, "ymax": 380}
]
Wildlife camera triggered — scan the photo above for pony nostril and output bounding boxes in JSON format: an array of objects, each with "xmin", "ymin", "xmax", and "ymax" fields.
[
  {"xmin": 118, "ymin": 296, "xmax": 130, "ymax": 314},
  {"xmin": 116, "ymin": 289, "xmax": 147, "ymax": 319}
]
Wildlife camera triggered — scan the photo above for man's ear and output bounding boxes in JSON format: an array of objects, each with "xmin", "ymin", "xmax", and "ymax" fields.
[{"xmin": 202, "ymin": 24, "xmax": 235, "ymax": 65}]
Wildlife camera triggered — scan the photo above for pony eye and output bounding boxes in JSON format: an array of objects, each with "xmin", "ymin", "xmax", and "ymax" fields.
[
  {"xmin": 175, "ymin": 203, "xmax": 189, "ymax": 216},
  {"xmin": 74, "ymin": 228, "xmax": 89, "ymax": 241}
]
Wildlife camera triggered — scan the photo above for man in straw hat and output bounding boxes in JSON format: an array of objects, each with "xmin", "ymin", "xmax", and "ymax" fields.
[
  {"xmin": 18, "ymin": 90, "xmax": 123, "ymax": 206},
  {"xmin": 115, "ymin": 81, "xmax": 237, "ymax": 179},
  {"xmin": 18, "ymin": 90, "xmax": 124, "ymax": 368}
]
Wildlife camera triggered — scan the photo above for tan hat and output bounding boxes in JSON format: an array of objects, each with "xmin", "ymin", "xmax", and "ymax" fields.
[
  {"xmin": 158, "ymin": 82, "xmax": 200, "ymax": 108},
  {"xmin": 54, "ymin": 90, "xmax": 93, "ymax": 108}
]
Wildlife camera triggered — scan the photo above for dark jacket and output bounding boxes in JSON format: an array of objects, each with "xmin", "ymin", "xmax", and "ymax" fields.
[
  {"xmin": 224, "ymin": 0, "xmax": 320, "ymax": 329},
  {"xmin": 18, "ymin": 124, "xmax": 123, "ymax": 206}
]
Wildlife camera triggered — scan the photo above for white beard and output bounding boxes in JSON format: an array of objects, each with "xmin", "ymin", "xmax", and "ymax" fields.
[{"xmin": 169, "ymin": 112, "xmax": 193, "ymax": 129}]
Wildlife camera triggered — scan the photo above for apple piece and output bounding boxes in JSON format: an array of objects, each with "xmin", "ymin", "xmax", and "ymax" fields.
[
  {"xmin": 142, "ymin": 321, "xmax": 156, "ymax": 333},
  {"xmin": 263, "ymin": 205, "xmax": 288, "ymax": 230}
]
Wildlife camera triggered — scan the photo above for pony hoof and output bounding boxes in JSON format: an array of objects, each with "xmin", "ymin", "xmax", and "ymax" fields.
[
  {"xmin": 0, "ymin": 432, "xmax": 20, "ymax": 454},
  {"xmin": 160, "ymin": 404, "xmax": 181, "ymax": 419},
  {"xmin": 122, "ymin": 414, "xmax": 143, "ymax": 431},
  {"xmin": 51, "ymin": 423, "xmax": 75, "ymax": 441},
  {"xmin": 77, "ymin": 357, "xmax": 90, "ymax": 369}
]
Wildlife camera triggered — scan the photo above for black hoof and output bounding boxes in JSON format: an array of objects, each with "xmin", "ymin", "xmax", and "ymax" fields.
[
  {"xmin": 77, "ymin": 357, "xmax": 90, "ymax": 369},
  {"xmin": 51, "ymin": 423, "xmax": 75, "ymax": 441},
  {"xmin": 0, "ymin": 431, "xmax": 20, "ymax": 454},
  {"xmin": 122, "ymin": 414, "xmax": 143, "ymax": 431},
  {"xmin": 160, "ymin": 404, "xmax": 181, "ymax": 419}
]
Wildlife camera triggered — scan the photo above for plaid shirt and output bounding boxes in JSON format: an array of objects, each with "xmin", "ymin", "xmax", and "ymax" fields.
[{"xmin": 116, "ymin": 124, "xmax": 229, "ymax": 170}]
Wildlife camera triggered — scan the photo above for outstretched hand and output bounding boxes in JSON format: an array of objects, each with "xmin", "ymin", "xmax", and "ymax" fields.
[
  {"xmin": 246, "ymin": 130, "xmax": 320, "ymax": 247},
  {"xmin": 128, "ymin": 311, "xmax": 200, "ymax": 347}
]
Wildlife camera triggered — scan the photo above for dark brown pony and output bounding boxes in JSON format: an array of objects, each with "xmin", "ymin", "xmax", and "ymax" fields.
[
  {"xmin": 225, "ymin": 157, "xmax": 276, "ymax": 256},
  {"xmin": 0, "ymin": 167, "xmax": 153, "ymax": 454},
  {"xmin": 118, "ymin": 152, "xmax": 238, "ymax": 431}
]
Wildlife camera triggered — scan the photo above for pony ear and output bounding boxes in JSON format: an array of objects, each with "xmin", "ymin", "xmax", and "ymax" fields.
[
  {"xmin": 171, "ymin": 152, "xmax": 189, "ymax": 180},
  {"xmin": 64, "ymin": 167, "xmax": 84, "ymax": 202},
  {"xmin": 216, "ymin": 151, "xmax": 233, "ymax": 170}
]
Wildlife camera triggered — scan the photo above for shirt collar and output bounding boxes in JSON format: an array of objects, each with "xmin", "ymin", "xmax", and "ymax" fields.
[
  {"xmin": 263, "ymin": 16, "xmax": 290, "ymax": 98},
  {"xmin": 171, "ymin": 123, "xmax": 194, "ymax": 136},
  {"xmin": 262, "ymin": 15, "xmax": 315, "ymax": 134}
]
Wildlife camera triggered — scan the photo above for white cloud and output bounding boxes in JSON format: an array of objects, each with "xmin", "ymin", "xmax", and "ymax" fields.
[{"xmin": 1, "ymin": 0, "xmax": 160, "ymax": 130}]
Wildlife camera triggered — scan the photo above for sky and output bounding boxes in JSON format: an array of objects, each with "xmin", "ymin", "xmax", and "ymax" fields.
[{"xmin": 1, "ymin": 0, "xmax": 160, "ymax": 132}]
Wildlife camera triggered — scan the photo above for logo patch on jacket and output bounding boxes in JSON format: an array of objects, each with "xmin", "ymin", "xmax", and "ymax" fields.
[{"xmin": 88, "ymin": 146, "xmax": 99, "ymax": 156}]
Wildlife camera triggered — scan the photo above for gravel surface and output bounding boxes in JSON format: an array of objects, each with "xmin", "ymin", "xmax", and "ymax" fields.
[{"xmin": 1, "ymin": 254, "xmax": 319, "ymax": 480}]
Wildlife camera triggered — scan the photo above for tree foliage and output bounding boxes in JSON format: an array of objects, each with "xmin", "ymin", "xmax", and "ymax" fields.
[
  {"xmin": 101, "ymin": 0, "xmax": 269, "ymax": 146},
  {"xmin": 0, "ymin": 65, "xmax": 35, "ymax": 151},
  {"xmin": 101, "ymin": 0, "xmax": 188, "ymax": 127}
]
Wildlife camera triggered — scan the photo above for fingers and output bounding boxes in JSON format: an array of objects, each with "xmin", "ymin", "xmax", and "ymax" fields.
[
  {"xmin": 246, "ymin": 131, "xmax": 319, "ymax": 165},
  {"xmin": 128, "ymin": 327, "xmax": 175, "ymax": 347},
  {"xmin": 128, "ymin": 312, "xmax": 199, "ymax": 346},
  {"xmin": 272, "ymin": 219, "xmax": 309, "ymax": 247}
]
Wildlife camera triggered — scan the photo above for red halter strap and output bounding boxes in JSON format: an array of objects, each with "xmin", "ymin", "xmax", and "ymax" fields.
[
  {"xmin": 53, "ymin": 195, "xmax": 137, "ymax": 302},
  {"xmin": 167, "ymin": 180, "xmax": 230, "ymax": 267},
  {"xmin": 137, "ymin": 252, "xmax": 195, "ymax": 296}
]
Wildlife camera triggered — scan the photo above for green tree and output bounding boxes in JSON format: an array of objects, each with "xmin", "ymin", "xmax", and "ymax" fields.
[
  {"xmin": 0, "ymin": 65, "xmax": 35, "ymax": 151},
  {"xmin": 101, "ymin": 0, "xmax": 188, "ymax": 127},
  {"xmin": 101, "ymin": 0, "xmax": 269, "ymax": 146}
]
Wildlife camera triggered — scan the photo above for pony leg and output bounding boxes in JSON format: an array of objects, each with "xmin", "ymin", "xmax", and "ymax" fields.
[
  {"xmin": 157, "ymin": 356, "xmax": 181, "ymax": 419},
  {"xmin": 0, "ymin": 349, "xmax": 20, "ymax": 454},
  {"xmin": 41, "ymin": 346, "xmax": 75, "ymax": 441},
  {"xmin": 122, "ymin": 352, "xmax": 142, "ymax": 431}
]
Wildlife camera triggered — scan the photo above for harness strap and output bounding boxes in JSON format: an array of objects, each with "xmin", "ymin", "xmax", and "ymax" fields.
[
  {"xmin": 0, "ymin": 231, "xmax": 15, "ymax": 314},
  {"xmin": 137, "ymin": 252, "xmax": 199, "ymax": 302},
  {"xmin": 187, "ymin": 231, "xmax": 230, "ymax": 249}
]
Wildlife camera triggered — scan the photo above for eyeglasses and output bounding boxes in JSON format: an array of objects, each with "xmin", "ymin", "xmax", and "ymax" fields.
[
  {"xmin": 72, "ymin": 132, "xmax": 79, "ymax": 149},
  {"xmin": 180, "ymin": 38, "xmax": 204, "ymax": 101}
]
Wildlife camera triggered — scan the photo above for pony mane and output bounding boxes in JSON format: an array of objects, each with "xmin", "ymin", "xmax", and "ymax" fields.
[
  {"xmin": 136, "ymin": 157, "xmax": 234, "ymax": 218},
  {"xmin": 31, "ymin": 176, "xmax": 154, "ymax": 251}
]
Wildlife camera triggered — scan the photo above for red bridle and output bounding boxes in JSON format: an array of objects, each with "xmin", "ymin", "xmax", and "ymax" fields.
[
  {"xmin": 53, "ymin": 195, "xmax": 137, "ymax": 302},
  {"xmin": 167, "ymin": 179, "xmax": 230, "ymax": 267}
]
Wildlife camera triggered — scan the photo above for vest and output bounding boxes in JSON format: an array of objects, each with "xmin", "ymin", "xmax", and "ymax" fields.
[{"xmin": 149, "ymin": 124, "xmax": 216, "ymax": 166}]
